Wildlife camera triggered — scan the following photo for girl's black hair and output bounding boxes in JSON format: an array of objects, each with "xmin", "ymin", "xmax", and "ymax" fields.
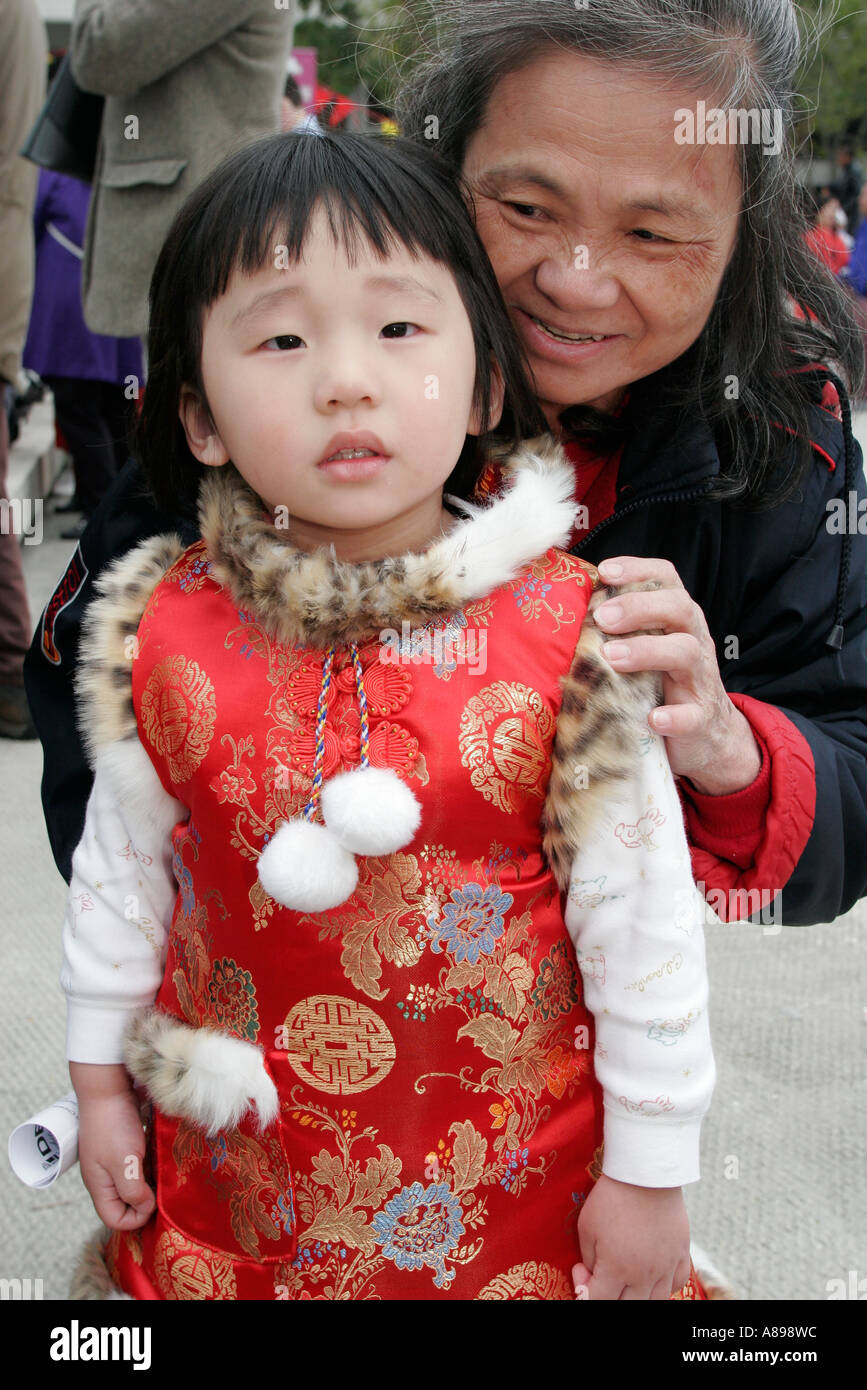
[{"xmin": 136, "ymin": 131, "xmax": 547, "ymax": 516}]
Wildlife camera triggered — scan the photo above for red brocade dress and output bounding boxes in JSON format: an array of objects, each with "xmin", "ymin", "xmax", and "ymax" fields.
[{"xmin": 71, "ymin": 443, "xmax": 707, "ymax": 1300}]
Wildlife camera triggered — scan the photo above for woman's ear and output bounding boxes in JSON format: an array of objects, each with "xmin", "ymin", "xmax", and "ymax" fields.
[
  {"xmin": 467, "ymin": 360, "xmax": 506, "ymax": 437},
  {"xmin": 179, "ymin": 386, "xmax": 229, "ymax": 467}
]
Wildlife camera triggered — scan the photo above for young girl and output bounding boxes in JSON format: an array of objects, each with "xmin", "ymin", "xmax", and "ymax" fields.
[{"xmin": 63, "ymin": 131, "xmax": 713, "ymax": 1301}]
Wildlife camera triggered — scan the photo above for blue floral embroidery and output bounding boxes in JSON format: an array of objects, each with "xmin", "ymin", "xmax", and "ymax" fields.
[
  {"xmin": 513, "ymin": 575, "xmax": 551, "ymax": 607},
  {"xmin": 291, "ymin": 1241, "xmax": 347, "ymax": 1269},
  {"xmin": 236, "ymin": 610, "xmax": 258, "ymax": 660},
  {"xmin": 372, "ymin": 1181, "xmax": 465, "ymax": 1289},
  {"xmin": 269, "ymin": 1189, "xmax": 296, "ymax": 1237},
  {"xmin": 178, "ymin": 556, "xmax": 212, "ymax": 591},
  {"xmin": 500, "ymin": 1148, "xmax": 529, "ymax": 1192},
  {"xmin": 428, "ymin": 883, "xmax": 513, "ymax": 964},
  {"xmin": 207, "ymin": 1134, "xmax": 227, "ymax": 1171}
]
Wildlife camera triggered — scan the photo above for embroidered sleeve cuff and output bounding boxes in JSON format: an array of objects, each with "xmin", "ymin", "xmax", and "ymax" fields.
[
  {"xmin": 66, "ymin": 1001, "xmax": 142, "ymax": 1065},
  {"xmin": 601, "ymin": 1110, "xmax": 702, "ymax": 1188}
]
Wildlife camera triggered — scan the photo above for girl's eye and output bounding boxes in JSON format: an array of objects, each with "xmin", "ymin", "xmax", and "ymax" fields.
[
  {"xmin": 263, "ymin": 334, "xmax": 303, "ymax": 351},
  {"xmin": 380, "ymin": 322, "xmax": 420, "ymax": 339}
]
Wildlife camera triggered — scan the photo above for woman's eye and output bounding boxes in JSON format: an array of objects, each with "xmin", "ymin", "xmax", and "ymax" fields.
[
  {"xmin": 380, "ymin": 322, "xmax": 420, "ymax": 339},
  {"xmin": 505, "ymin": 201, "xmax": 544, "ymax": 219},
  {"xmin": 263, "ymin": 334, "xmax": 303, "ymax": 351},
  {"xmin": 630, "ymin": 229, "xmax": 671, "ymax": 244}
]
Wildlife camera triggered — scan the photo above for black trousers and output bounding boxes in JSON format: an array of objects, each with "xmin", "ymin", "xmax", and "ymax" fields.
[{"xmin": 43, "ymin": 376, "xmax": 134, "ymax": 516}]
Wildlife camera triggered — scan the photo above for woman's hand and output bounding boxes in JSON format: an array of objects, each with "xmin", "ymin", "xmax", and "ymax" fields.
[
  {"xmin": 592, "ymin": 556, "xmax": 762, "ymax": 795},
  {"xmin": 573, "ymin": 1174, "xmax": 692, "ymax": 1300}
]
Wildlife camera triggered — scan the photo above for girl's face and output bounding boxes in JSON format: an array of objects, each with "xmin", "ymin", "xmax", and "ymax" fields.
[
  {"xmin": 180, "ymin": 204, "xmax": 501, "ymax": 561},
  {"xmin": 461, "ymin": 50, "xmax": 742, "ymax": 428}
]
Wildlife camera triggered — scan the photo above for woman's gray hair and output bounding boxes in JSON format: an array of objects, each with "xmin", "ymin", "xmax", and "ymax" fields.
[{"xmin": 390, "ymin": 0, "xmax": 863, "ymax": 509}]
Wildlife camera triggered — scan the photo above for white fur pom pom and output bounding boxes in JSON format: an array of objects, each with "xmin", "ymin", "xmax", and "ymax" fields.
[
  {"xmin": 257, "ymin": 817, "xmax": 358, "ymax": 911},
  {"xmin": 321, "ymin": 765, "xmax": 421, "ymax": 855}
]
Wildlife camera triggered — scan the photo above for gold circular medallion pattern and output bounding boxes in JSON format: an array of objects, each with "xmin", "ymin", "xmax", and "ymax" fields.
[
  {"xmin": 282, "ymin": 994, "xmax": 396, "ymax": 1095},
  {"xmin": 154, "ymin": 1227, "xmax": 237, "ymax": 1300},
  {"xmin": 458, "ymin": 681, "xmax": 553, "ymax": 813},
  {"xmin": 140, "ymin": 654, "xmax": 216, "ymax": 783}
]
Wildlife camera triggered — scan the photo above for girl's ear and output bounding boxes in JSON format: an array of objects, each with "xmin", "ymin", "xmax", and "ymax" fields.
[
  {"xmin": 467, "ymin": 360, "xmax": 506, "ymax": 437},
  {"xmin": 179, "ymin": 386, "xmax": 230, "ymax": 467}
]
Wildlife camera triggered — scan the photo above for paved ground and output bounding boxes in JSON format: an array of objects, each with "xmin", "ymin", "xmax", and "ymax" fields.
[{"xmin": 1, "ymin": 404, "xmax": 865, "ymax": 1301}]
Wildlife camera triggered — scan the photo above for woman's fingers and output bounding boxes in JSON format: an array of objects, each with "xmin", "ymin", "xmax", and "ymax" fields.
[
  {"xmin": 599, "ymin": 631, "xmax": 702, "ymax": 675},
  {"xmin": 593, "ymin": 587, "xmax": 699, "ymax": 637},
  {"xmin": 597, "ymin": 555, "xmax": 685, "ymax": 590}
]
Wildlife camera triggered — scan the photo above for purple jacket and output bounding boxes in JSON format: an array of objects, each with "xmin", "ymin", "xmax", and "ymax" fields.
[{"xmin": 22, "ymin": 170, "xmax": 143, "ymax": 385}]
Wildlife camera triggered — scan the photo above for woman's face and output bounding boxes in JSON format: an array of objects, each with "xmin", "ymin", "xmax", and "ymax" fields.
[{"xmin": 462, "ymin": 51, "xmax": 743, "ymax": 430}]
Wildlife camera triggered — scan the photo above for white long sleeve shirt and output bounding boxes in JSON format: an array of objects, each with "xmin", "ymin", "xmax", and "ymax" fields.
[{"xmin": 62, "ymin": 718, "xmax": 714, "ymax": 1188}]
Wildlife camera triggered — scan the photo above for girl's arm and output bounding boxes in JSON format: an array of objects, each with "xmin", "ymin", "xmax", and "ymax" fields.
[
  {"xmin": 62, "ymin": 743, "xmax": 184, "ymax": 1231},
  {"xmin": 61, "ymin": 747, "xmax": 182, "ymax": 1064}
]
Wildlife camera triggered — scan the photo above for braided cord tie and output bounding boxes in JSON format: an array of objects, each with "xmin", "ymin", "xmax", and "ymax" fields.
[
  {"xmin": 302, "ymin": 643, "xmax": 371, "ymax": 821},
  {"xmin": 350, "ymin": 642, "xmax": 370, "ymax": 769},
  {"xmin": 302, "ymin": 645, "xmax": 335, "ymax": 821}
]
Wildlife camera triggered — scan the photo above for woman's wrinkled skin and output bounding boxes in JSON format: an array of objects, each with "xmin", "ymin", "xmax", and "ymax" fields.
[{"xmin": 463, "ymin": 52, "xmax": 762, "ymax": 796}]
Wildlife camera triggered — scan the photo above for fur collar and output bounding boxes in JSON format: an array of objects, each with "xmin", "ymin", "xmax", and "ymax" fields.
[{"xmin": 198, "ymin": 434, "xmax": 579, "ymax": 649}]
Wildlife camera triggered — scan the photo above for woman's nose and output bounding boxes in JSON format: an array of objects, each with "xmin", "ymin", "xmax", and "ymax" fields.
[{"xmin": 534, "ymin": 243, "xmax": 620, "ymax": 311}]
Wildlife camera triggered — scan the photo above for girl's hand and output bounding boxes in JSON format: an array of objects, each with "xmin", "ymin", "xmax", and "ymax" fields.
[
  {"xmin": 593, "ymin": 556, "xmax": 762, "ymax": 795},
  {"xmin": 572, "ymin": 1174, "xmax": 691, "ymax": 1300},
  {"xmin": 77, "ymin": 1088, "xmax": 155, "ymax": 1232}
]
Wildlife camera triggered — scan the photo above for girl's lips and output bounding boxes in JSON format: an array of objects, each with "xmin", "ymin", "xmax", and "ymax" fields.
[
  {"xmin": 514, "ymin": 307, "xmax": 621, "ymax": 363},
  {"xmin": 316, "ymin": 453, "xmax": 388, "ymax": 481}
]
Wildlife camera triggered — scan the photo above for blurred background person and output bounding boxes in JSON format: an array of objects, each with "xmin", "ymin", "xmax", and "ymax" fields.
[
  {"xmin": 69, "ymin": 0, "xmax": 295, "ymax": 339},
  {"xmin": 842, "ymin": 181, "xmax": 867, "ymax": 404},
  {"xmin": 831, "ymin": 138, "xmax": 865, "ymax": 236},
  {"xmin": 23, "ymin": 165, "xmax": 142, "ymax": 541},
  {"xmin": 805, "ymin": 191, "xmax": 851, "ymax": 277},
  {"xmin": 0, "ymin": 0, "xmax": 46, "ymax": 739},
  {"xmin": 281, "ymin": 73, "xmax": 323, "ymax": 136}
]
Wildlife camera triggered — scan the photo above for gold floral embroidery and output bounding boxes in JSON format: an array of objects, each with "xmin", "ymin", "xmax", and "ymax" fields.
[
  {"xmin": 299, "ymin": 852, "xmax": 427, "ymax": 1002},
  {"xmin": 510, "ymin": 553, "xmax": 585, "ymax": 633},
  {"xmin": 476, "ymin": 1260, "xmax": 573, "ymax": 1300},
  {"xmin": 458, "ymin": 682, "xmax": 554, "ymax": 813},
  {"xmin": 140, "ymin": 654, "xmax": 216, "ymax": 783},
  {"xmin": 170, "ymin": 1119, "xmax": 290, "ymax": 1260},
  {"xmin": 276, "ymin": 1095, "xmax": 485, "ymax": 1296}
]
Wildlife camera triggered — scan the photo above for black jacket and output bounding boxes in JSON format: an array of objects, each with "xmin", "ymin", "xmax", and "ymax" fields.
[{"xmin": 25, "ymin": 375, "xmax": 867, "ymax": 925}]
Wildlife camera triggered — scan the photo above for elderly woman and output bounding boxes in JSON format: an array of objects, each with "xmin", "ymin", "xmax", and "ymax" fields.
[{"xmin": 388, "ymin": 0, "xmax": 867, "ymax": 929}]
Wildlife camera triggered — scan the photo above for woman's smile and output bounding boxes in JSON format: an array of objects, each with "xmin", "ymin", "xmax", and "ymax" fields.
[{"xmin": 513, "ymin": 305, "xmax": 623, "ymax": 362}]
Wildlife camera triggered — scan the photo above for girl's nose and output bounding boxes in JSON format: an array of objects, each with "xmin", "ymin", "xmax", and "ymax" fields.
[
  {"xmin": 314, "ymin": 353, "xmax": 382, "ymax": 412},
  {"xmin": 534, "ymin": 242, "xmax": 620, "ymax": 312}
]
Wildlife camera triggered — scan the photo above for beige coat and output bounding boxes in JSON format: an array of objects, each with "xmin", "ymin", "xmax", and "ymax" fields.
[
  {"xmin": 0, "ymin": 0, "xmax": 47, "ymax": 384},
  {"xmin": 70, "ymin": 0, "xmax": 294, "ymax": 337}
]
